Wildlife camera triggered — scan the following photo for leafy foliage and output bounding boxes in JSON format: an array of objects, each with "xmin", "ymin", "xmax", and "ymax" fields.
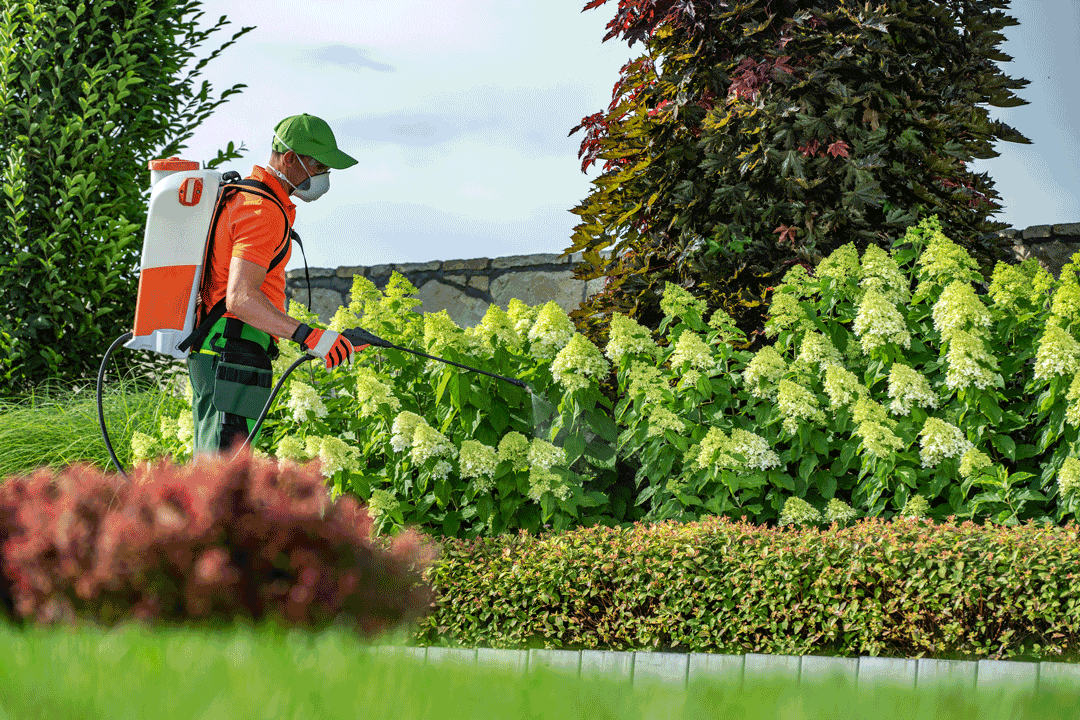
[
  {"xmin": 0, "ymin": 0, "xmax": 252, "ymax": 395},
  {"xmin": 419, "ymin": 514, "xmax": 1080, "ymax": 660},
  {"xmin": 567, "ymin": 0, "xmax": 1030, "ymax": 344},
  {"xmin": 0, "ymin": 452, "xmax": 434, "ymax": 634}
]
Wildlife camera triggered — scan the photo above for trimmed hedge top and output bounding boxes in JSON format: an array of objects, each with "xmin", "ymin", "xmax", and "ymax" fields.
[{"xmin": 419, "ymin": 516, "xmax": 1080, "ymax": 660}]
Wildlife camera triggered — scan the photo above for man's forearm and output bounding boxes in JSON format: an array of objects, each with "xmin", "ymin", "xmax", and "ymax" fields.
[{"xmin": 227, "ymin": 288, "xmax": 303, "ymax": 341}]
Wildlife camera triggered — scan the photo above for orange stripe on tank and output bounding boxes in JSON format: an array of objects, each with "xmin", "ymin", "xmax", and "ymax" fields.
[{"xmin": 132, "ymin": 265, "xmax": 198, "ymax": 336}]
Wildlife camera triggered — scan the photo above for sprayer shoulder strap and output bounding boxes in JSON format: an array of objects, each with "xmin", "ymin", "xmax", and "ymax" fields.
[{"xmin": 176, "ymin": 178, "xmax": 294, "ymax": 354}]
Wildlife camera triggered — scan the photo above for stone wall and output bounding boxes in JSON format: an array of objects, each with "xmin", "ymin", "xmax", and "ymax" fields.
[{"xmin": 286, "ymin": 223, "xmax": 1080, "ymax": 326}]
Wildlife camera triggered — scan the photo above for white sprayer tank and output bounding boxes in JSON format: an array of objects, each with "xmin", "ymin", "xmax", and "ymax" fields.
[{"xmin": 124, "ymin": 157, "xmax": 222, "ymax": 359}]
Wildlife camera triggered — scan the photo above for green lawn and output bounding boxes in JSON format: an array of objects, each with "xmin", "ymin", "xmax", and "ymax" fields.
[{"xmin": 0, "ymin": 622, "xmax": 1076, "ymax": 719}]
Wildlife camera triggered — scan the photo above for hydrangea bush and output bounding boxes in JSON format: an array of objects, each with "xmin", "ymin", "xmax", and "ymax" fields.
[
  {"xmin": 137, "ymin": 274, "xmax": 618, "ymax": 538},
  {"xmin": 615, "ymin": 216, "xmax": 1080, "ymax": 526}
]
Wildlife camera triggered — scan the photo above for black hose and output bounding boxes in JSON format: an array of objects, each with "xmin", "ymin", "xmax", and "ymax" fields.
[
  {"xmin": 98, "ymin": 332, "xmax": 134, "ymax": 480},
  {"xmin": 230, "ymin": 353, "xmax": 317, "ymax": 462}
]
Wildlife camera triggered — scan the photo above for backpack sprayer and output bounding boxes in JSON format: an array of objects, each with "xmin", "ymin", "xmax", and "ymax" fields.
[{"xmin": 97, "ymin": 157, "xmax": 529, "ymax": 480}]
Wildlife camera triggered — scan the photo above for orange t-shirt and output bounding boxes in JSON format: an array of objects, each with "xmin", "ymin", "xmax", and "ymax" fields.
[{"xmin": 199, "ymin": 166, "xmax": 297, "ymax": 336}]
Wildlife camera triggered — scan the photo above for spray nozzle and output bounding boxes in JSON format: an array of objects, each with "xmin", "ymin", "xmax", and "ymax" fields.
[{"xmin": 341, "ymin": 326, "xmax": 394, "ymax": 349}]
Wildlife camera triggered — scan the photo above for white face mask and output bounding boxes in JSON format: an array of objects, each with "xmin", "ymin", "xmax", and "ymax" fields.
[{"xmin": 273, "ymin": 133, "xmax": 331, "ymax": 202}]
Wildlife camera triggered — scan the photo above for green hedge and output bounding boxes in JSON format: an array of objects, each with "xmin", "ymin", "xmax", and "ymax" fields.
[{"xmin": 417, "ymin": 516, "xmax": 1080, "ymax": 660}]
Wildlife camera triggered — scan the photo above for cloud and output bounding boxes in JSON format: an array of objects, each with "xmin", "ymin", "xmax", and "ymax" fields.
[{"xmin": 302, "ymin": 45, "xmax": 395, "ymax": 72}]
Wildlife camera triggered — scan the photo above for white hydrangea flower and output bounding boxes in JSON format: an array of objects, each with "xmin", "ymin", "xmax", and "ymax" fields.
[
  {"xmin": 390, "ymin": 411, "xmax": 425, "ymax": 453},
  {"xmin": 824, "ymin": 365, "xmax": 864, "ymax": 410},
  {"xmin": 777, "ymin": 379, "xmax": 825, "ymax": 435},
  {"xmin": 815, "ymin": 243, "xmax": 860, "ymax": 286},
  {"xmin": 352, "ymin": 367, "xmax": 401, "ymax": 418},
  {"xmin": 275, "ymin": 435, "xmax": 309, "ymax": 463},
  {"xmin": 410, "ymin": 422, "xmax": 457, "ymax": 465},
  {"xmin": 669, "ymin": 330, "xmax": 715, "ymax": 371},
  {"xmin": 528, "ymin": 438, "xmax": 566, "ymax": 470},
  {"xmin": 887, "ymin": 363, "xmax": 939, "ymax": 415},
  {"xmin": 1058, "ymin": 457, "xmax": 1080, "ymax": 498},
  {"xmin": 859, "ymin": 244, "xmax": 910, "ymax": 306},
  {"xmin": 854, "ymin": 420, "xmax": 905, "ymax": 459},
  {"xmin": 528, "ymin": 302, "xmax": 575, "ymax": 360},
  {"xmin": 1050, "ymin": 281, "xmax": 1080, "ymax": 327},
  {"xmin": 1067, "ymin": 374, "xmax": 1080, "ymax": 428},
  {"xmin": 944, "ymin": 329, "xmax": 1000, "ymax": 391},
  {"xmin": 176, "ymin": 413, "xmax": 194, "ymax": 455},
  {"xmin": 159, "ymin": 414, "xmax": 179, "ymax": 439},
  {"xmin": 1034, "ymin": 323, "xmax": 1080, "ymax": 381},
  {"xmin": 474, "ymin": 304, "xmax": 522, "ymax": 351},
  {"xmin": 691, "ymin": 427, "xmax": 732, "ymax": 470},
  {"xmin": 606, "ymin": 313, "xmax": 660, "ymax": 363},
  {"xmin": 764, "ymin": 292, "xmax": 808, "ymax": 338},
  {"xmin": 900, "ymin": 494, "xmax": 931, "ymax": 518},
  {"xmin": 918, "ymin": 417, "xmax": 972, "ymax": 468},
  {"xmin": 959, "ymin": 448, "xmax": 993, "ymax": 480},
  {"xmin": 130, "ymin": 431, "xmax": 156, "ymax": 462},
  {"xmin": 931, "ymin": 281, "xmax": 991, "ymax": 342},
  {"xmin": 660, "ymin": 282, "xmax": 707, "ymax": 319},
  {"xmin": 793, "ymin": 331, "xmax": 843, "ymax": 373},
  {"xmin": 708, "ymin": 307, "xmax": 743, "ymax": 341},
  {"xmin": 366, "ymin": 488, "xmax": 398, "ymax": 525},
  {"xmin": 424, "ymin": 311, "xmax": 474, "ymax": 355},
  {"xmin": 726, "ymin": 428, "xmax": 781, "ymax": 471},
  {"xmin": 306, "ymin": 435, "xmax": 361, "ymax": 478},
  {"xmin": 824, "ymin": 498, "xmax": 858, "ymax": 524},
  {"xmin": 497, "ymin": 432, "xmax": 531, "ymax": 472},
  {"xmin": 527, "ymin": 467, "xmax": 571, "ymax": 501},
  {"xmin": 852, "ymin": 289, "xmax": 910, "ymax": 354},
  {"xmin": 914, "ymin": 219, "xmax": 982, "ymax": 295},
  {"xmin": 506, "ymin": 298, "xmax": 538, "ymax": 336},
  {"xmin": 432, "ymin": 460, "xmax": 453, "ymax": 481},
  {"xmin": 989, "ymin": 259, "xmax": 1053, "ymax": 309},
  {"xmin": 742, "ymin": 346, "xmax": 788, "ymax": 400},
  {"xmin": 552, "ymin": 333, "xmax": 610, "ymax": 392},
  {"xmin": 459, "ymin": 440, "xmax": 499, "ymax": 481},
  {"xmin": 778, "ymin": 496, "xmax": 822, "ymax": 526},
  {"xmin": 646, "ymin": 406, "xmax": 686, "ymax": 438},
  {"xmin": 286, "ymin": 382, "xmax": 328, "ymax": 423},
  {"xmin": 627, "ymin": 362, "xmax": 672, "ymax": 405}
]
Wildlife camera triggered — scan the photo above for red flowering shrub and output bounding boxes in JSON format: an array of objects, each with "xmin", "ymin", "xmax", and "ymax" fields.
[{"xmin": 0, "ymin": 453, "xmax": 435, "ymax": 636}]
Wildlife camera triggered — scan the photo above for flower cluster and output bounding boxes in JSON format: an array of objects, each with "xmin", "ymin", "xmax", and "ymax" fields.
[
  {"xmin": 552, "ymin": 334, "xmax": 609, "ymax": 392},
  {"xmin": 943, "ymin": 330, "xmax": 999, "ymax": 391},
  {"xmin": 823, "ymin": 365, "xmax": 863, "ymax": 410},
  {"xmin": 792, "ymin": 331, "xmax": 843, "ymax": 376},
  {"xmin": 659, "ymin": 282, "xmax": 707, "ymax": 319},
  {"xmin": 1050, "ymin": 280, "xmax": 1080, "ymax": 327},
  {"xmin": 918, "ymin": 418, "xmax": 972, "ymax": 468},
  {"xmin": 390, "ymin": 411, "xmax": 425, "ymax": 453},
  {"xmin": 815, "ymin": 243, "xmax": 860, "ymax": 287},
  {"xmin": 1034, "ymin": 322, "xmax": 1080, "ymax": 381},
  {"xmin": 932, "ymin": 281, "xmax": 991, "ymax": 342},
  {"xmin": 286, "ymin": 382, "xmax": 328, "ymax": 423},
  {"xmin": 647, "ymin": 407, "xmax": 686, "ymax": 438},
  {"xmin": 900, "ymin": 494, "xmax": 931, "ymax": 518},
  {"xmin": 458, "ymin": 439, "xmax": 499, "ymax": 484},
  {"xmin": 497, "ymin": 432, "xmax": 530, "ymax": 472},
  {"xmin": 1067, "ymin": 374, "xmax": 1080, "ymax": 427},
  {"xmin": 887, "ymin": 363, "xmax": 939, "ymax": 415},
  {"xmin": 824, "ymin": 498, "xmax": 858, "ymax": 524},
  {"xmin": 306, "ymin": 435, "xmax": 362, "ymax": 478},
  {"xmin": 777, "ymin": 380, "xmax": 825, "ymax": 435},
  {"xmin": 605, "ymin": 313, "xmax": 660, "ymax": 364},
  {"xmin": 130, "ymin": 431, "xmax": 156, "ymax": 463},
  {"xmin": 742, "ymin": 346, "xmax": 788, "ymax": 400},
  {"xmin": 852, "ymin": 289, "xmax": 910, "ymax": 354},
  {"xmin": 708, "ymin": 307, "xmax": 743, "ymax": 341},
  {"xmin": 764, "ymin": 291, "xmax": 808, "ymax": 338},
  {"xmin": 469, "ymin": 304, "xmax": 521, "ymax": 353},
  {"xmin": 989, "ymin": 259, "xmax": 1053, "ymax": 309},
  {"xmin": 852, "ymin": 398, "xmax": 904, "ymax": 459},
  {"xmin": 527, "ymin": 438, "xmax": 566, "ymax": 470},
  {"xmin": 527, "ymin": 467, "xmax": 570, "ymax": 501},
  {"xmin": 528, "ymin": 302, "xmax": 575, "ymax": 360},
  {"xmin": 959, "ymin": 448, "xmax": 993, "ymax": 480},
  {"xmin": 691, "ymin": 427, "xmax": 779, "ymax": 471},
  {"xmin": 1058, "ymin": 457, "xmax": 1080, "ymax": 498},
  {"xmin": 913, "ymin": 217, "xmax": 981, "ymax": 294},
  {"xmin": 507, "ymin": 298, "xmax": 538, "ymax": 337},
  {"xmin": 627, "ymin": 362, "xmax": 672, "ymax": 405},
  {"xmin": 366, "ymin": 488, "xmax": 398, "ymax": 525},
  {"xmin": 669, "ymin": 330, "xmax": 715, "ymax": 371},
  {"xmin": 409, "ymin": 422, "xmax": 457, "ymax": 466},
  {"xmin": 778, "ymin": 496, "xmax": 821, "ymax": 526},
  {"xmin": 424, "ymin": 311, "xmax": 474, "ymax": 356},
  {"xmin": 859, "ymin": 244, "xmax": 910, "ymax": 306},
  {"xmin": 352, "ymin": 367, "xmax": 401, "ymax": 418}
]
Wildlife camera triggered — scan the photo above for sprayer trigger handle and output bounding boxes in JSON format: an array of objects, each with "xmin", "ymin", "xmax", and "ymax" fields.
[{"xmin": 342, "ymin": 327, "xmax": 392, "ymax": 349}]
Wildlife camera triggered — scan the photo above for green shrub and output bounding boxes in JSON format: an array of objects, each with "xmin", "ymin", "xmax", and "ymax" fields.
[
  {"xmin": 614, "ymin": 216, "xmax": 1080, "ymax": 526},
  {"xmin": 418, "ymin": 515, "xmax": 1080, "ymax": 660},
  {"xmin": 138, "ymin": 276, "xmax": 623, "ymax": 538}
]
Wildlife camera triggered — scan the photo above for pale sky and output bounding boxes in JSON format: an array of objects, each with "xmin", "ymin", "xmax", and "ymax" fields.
[{"xmin": 180, "ymin": 1, "xmax": 1080, "ymax": 272}]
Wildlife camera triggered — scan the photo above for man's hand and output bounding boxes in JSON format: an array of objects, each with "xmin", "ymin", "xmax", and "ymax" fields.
[{"xmin": 293, "ymin": 325, "xmax": 354, "ymax": 370}]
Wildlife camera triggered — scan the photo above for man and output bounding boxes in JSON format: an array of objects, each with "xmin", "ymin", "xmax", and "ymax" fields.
[{"xmin": 187, "ymin": 113, "xmax": 361, "ymax": 454}]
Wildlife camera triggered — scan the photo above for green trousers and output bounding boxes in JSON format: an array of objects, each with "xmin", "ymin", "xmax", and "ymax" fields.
[{"xmin": 187, "ymin": 318, "xmax": 275, "ymax": 455}]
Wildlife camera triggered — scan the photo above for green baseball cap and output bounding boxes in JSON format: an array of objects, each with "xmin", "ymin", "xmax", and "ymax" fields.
[{"xmin": 272, "ymin": 114, "xmax": 357, "ymax": 169}]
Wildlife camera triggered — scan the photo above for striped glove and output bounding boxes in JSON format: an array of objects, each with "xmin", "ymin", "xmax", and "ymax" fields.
[{"xmin": 291, "ymin": 324, "xmax": 354, "ymax": 371}]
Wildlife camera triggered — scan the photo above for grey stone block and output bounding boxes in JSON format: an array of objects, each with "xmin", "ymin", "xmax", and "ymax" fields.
[
  {"xmin": 800, "ymin": 656, "xmax": 858, "ymax": 686},
  {"xmin": 529, "ymin": 649, "xmax": 581, "ymax": 676},
  {"xmin": 1022, "ymin": 225, "xmax": 1053, "ymax": 240},
  {"xmin": 632, "ymin": 652, "xmax": 688, "ymax": 686},
  {"xmin": 687, "ymin": 653, "xmax": 744, "ymax": 685},
  {"xmin": 469, "ymin": 275, "xmax": 490, "ymax": 292},
  {"xmin": 395, "ymin": 261, "xmax": 442, "ymax": 274},
  {"xmin": 490, "ymin": 270, "xmax": 582, "ymax": 314},
  {"xmin": 425, "ymin": 646, "xmax": 477, "ymax": 665},
  {"xmin": 858, "ymin": 657, "xmax": 917, "ymax": 690},
  {"xmin": 916, "ymin": 658, "xmax": 976, "ymax": 690},
  {"xmin": 1052, "ymin": 223, "xmax": 1080, "ymax": 237},
  {"xmin": 307, "ymin": 287, "xmax": 344, "ymax": 323},
  {"xmin": 368, "ymin": 263, "xmax": 394, "ymax": 277},
  {"xmin": 579, "ymin": 650, "xmax": 633, "ymax": 682},
  {"xmin": 417, "ymin": 279, "xmax": 490, "ymax": 328},
  {"xmin": 476, "ymin": 648, "xmax": 528, "ymax": 674},
  {"xmin": 443, "ymin": 258, "xmax": 490, "ymax": 272},
  {"xmin": 744, "ymin": 653, "xmax": 801, "ymax": 682},
  {"xmin": 491, "ymin": 253, "xmax": 567, "ymax": 270},
  {"xmin": 977, "ymin": 659, "xmax": 1038, "ymax": 694},
  {"xmin": 334, "ymin": 265, "xmax": 368, "ymax": 278},
  {"xmin": 303, "ymin": 267, "xmax": 335, "ymax": 278}
]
